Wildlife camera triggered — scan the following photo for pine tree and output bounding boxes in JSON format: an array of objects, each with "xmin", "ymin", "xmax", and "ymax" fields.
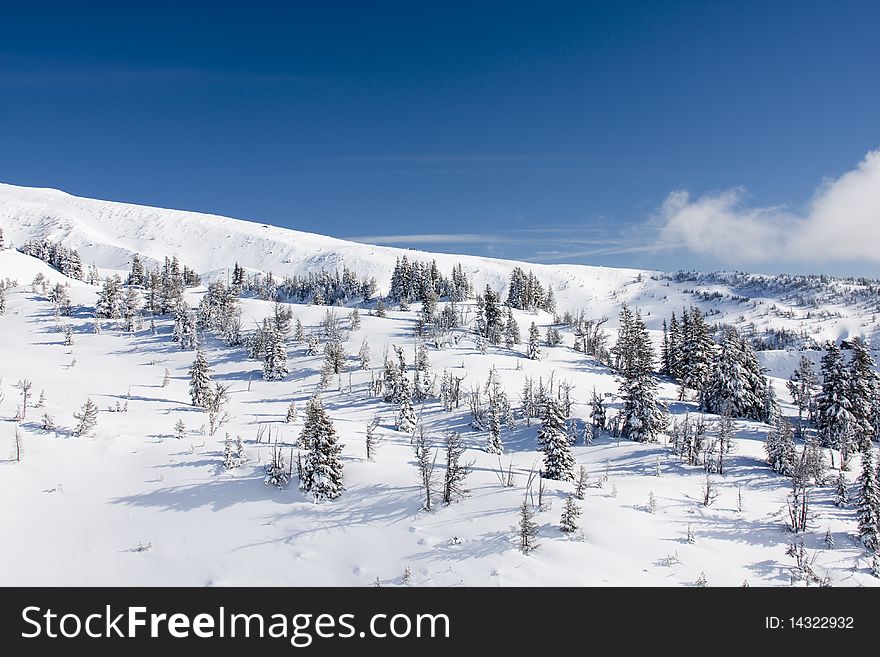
[
  {"xmin": 486, "ymin": 383, "xmax": 503, "ymax": 454},
  {"xmin": 41, "ymin": 412, "xmax": 55, "ymax": 431},
  {"xmin": 396, "ymin": 374, "xmax": 417, "ymax": 434},
  {"xmin": 618, "ymin": 311, "xmax": 666, "ymax": 443},
  {"xmin": 174, "ymin": 419, "xmax": 186, "ymax": 440},
  {"xmin": 765, "ymin": 415, "xmax": 797, "ymax": 477},
  {"xmin": 848, "ymin": 337, "xmax": 877, "ymax": 449},
  {"xmin": 816, "ymin": 341, "xmax": 855, "ymax": 466},
  {"xmin": 262, "ymin": 323, "xmax": 289, "ymax": 381},
  {"xmin": 787, "ymin": 355, "xmax": 818, "ymax": 426},
  {"xmin": 834, "ymin": 470, "xmax": 848, "ymax": 507},
  {"xmin": 442, "ymin": 431, "xmax": 470, "ymax": 505},
  {"xmin": 504, "ymin": 307, "xmax": 520, "ymax": 348},
  {"xmin": 298, "ymin": 396, "xmax": 344, "ymax": 501},
  {"xmin": 162, "ymin": 368, "xmax": 170, "ymax": 387},
  {"xmin": 285, "ymin": 401, "xmax": 298, "ymax": 423},
  {"xmin": 189, "ymin": 349, "xmax": 213, "ymax": 407},
  {"xmin": 560, "ymin": 496, "xmax": 581, "ymax": 533},
  {"xmin": 349, "ymin": 306, "xmax": 361, "ymax": 331},
  {"xmin": 358, "ymin": 339, "xmax": 371, "ymax": 370},
  {"xmin": 679, "ymin": 307, "xmax": 715, "ymax": 401},
  {"xmin": 527, "ymin": 322, "xmax": 541, "ymax": 360},
  {"xmin": 856, "ymin": 449, "xmax": 879, "ymax": 551},
  {"xmin": 95, "ymin": 275, "xmax": 123, "ymax": 319},
  {"xmin": 73, "ymin": 398, "xmax": 98, "ymax": 437},
  {"xmin": 538, "ymin": 398, "xmax": 575, "ymax": 481},
  {"xmin": 518, "ymin": 499, "xmax": 539, "ymax": 553}
]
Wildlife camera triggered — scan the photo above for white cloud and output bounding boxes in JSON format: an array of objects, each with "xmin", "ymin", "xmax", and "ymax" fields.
[{"xmin": 657, "ymin": 148, "xmax": 880, "ymax": 264}]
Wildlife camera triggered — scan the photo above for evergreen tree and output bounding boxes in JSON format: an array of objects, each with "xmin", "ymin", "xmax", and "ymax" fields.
[
  {"xmin": 787, "ymin": 355, "xmax": 818, "ymax": 426},
  {"xmin": 848, "ymin": 337, "xmax": 877, "ymax": 449},
  {"xmin": 263, "ymin": 323, "xmax": 289, "ymax": 381},
  {"xmin": 765, "ymin": 415, "xmax": 797, "ymax": 477},
  {"xmin": 560, "ymin": 496, "xmax": 581, "ymax": 533},
  {"xmin": 486, "ymin": 381, "xmax": 504, "ymax": 455},
  {"xmin": 527, "ymin": 322, "xmax": 541, "ymax": 360},
  {"xmin": 189, "ymin": 349, "xmax": 213, "ymax": 407},
  {"xmin": 482, "ymin": 285, "xmax": 503, "ymax": 345},
  {"xmin": 679, "ymin": 308, "xmax": 714, "ymax": 400},
  {"xmin": 518, "ymin": 499, "xmax": 539, "ymax": 553},
  {"xmin": 299, "ymin": 396, "xmax": 344, "ymax": 501},
  {"xmin": 856, "ymin": 449, "xmax": 879, "ymax": 551},
  {"xmin": 396, "ymin": 374, "xmax": 417, "ymax": 434},
  {"xmin": 590, "ymin": 387, "xmax": 607, "ymax": 431},
  {"xmin": 538, "ymin": 398, "xmax": 575, "ymax": 481},
  {"xmin": 618, "ymin": 311, "xmax": 666, "ymax": 443},
  {"xmin": 73, "ymin": 398, "xmax": 98, "ymax": 437},
  {"xmin": 127, "ymin": 254, "xmax": 146, "ymax": 286},
  {"xmin": 504, "ymin": 307, "xmax": 521, "ymax": 348},
  {"xmin": 286, "ymin": 401, "xmax": 298, "ymax": 423},
  {"xmin": 95, "ymin": 275, "xmax": 123, "ymax": 319},
  {"xmin": 174, "ymin": 419, "xmax": 186, "ymax": 440},
  {"xmin": 442, "ymin": 431, "xmax": 471, "ymax": 505},
  {"xmin": 349, "ymin": 306, "xmax": 361, "ymax": 331},
  {"xmin": 816, "ymin": 342, "xmax": 855, "ymax": 466}
]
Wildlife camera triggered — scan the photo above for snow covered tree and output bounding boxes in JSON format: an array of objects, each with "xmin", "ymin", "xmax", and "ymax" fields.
[
  {"xmin": 518, "ymin": 499, "xmax": 539, "ymax": 553},
  {"xmin": 273, "ymin": 301, "xmax": 292, "ymax": 336},
  {"xmin": 486, "ymin": 379, "xmax": 504, "ymax": 455},
  {"xmin": 174, "ymin": 418, "xmax": 186, "ymax": 440},
  {"xmin": 504, "ymin": 306, "xmax": 520, "ymax": 348},
  {"xmin": 765, "ymin": 415, "xmax": 797, "ymax": 477},
  {"xmin": 349, "ymin": 306, "xmax": 361, "ymax": 331},
  {"xmin": 262, "ymin": 322, "xmax": 289, "ymax": 381},
  {"xmin": 298, "ymin": 396, "xmax": 344, "ymax": 501},
  {"xmin": 127, "ymin": 254, "xmax": 146, "ymax": 286},
  {"xmin": 285, "ymin": 400, "xmax": 298, "ymax": 423},
  {"xmin": 413, "ymin": 427, "xmax": 438, "ymax": 510},
  {"xmin": 41, "ymin": 412, "xmax": 55, "ymax": 431},
  {"xmin": 678, "ymin": 307, "xmax": 715, "ymax": 401},
  {"xmin": 834, "ymin": 471, "xmax": 848, "ymax": 507},
  {"xmin": 590, "ymin": 387, "xmax": 607, "ymax": 431},
  {"xmin": 323, "ymin": 339, "xmax": 347, "ymax": 376},
  {"xmin": 73, "ymin": 398, "xmax": 98, "ymax": 437},
  {"xmin": 848, "ymin": 337, "xmax": 877, "ymax": 449},
  {"xmin": 787, "ymin": 355, "xmax": 818, "ymax": 426},
  {"xmin": 618, "ymin": 310, "xmax": 666, "ymax": 443},
  {"xmin": 527, "ymin": 322, "xmax": 541, "ymax": 360},
  {"xmin": 538, "ymin": 397, "xmax": 575, "ymax": 481},
  {"xmin": 188, "ymin": 349, "xmax": 213, "ymax": 408},
  {"xmin": 560, "ymin": 496, "xmax": 581, "ymax": 533},
  {"xmin": 481, "ymin": 285, "xmax": 503, "ymax": 345},
  {"xmin": 396, "ymin": 374, "xmax": 417, "ymax": 434},
  {"xmin": 442, "ymin": 431, "xmax": 471, "ymax": 505},
  {"xmin": 856, "ymin": 448, "xmax": 879, "ymax": 551},
  {"xmin": 545, "ymin": 326, "xmax": 562, "ymax": 347},
  {"xmin": 95, "ymin": 275, "xmax": 123, "ymax": 319},
  {"xmin": 816, "ymin": 342, "xmax": 855, "ymax": 466},
  {"xmin": 703, "ymin": 326, "xmax": 767, "ymax": 421},
  {"xmin": 358, "ymin": 339, "xmax": 371, "ymax": 370}
]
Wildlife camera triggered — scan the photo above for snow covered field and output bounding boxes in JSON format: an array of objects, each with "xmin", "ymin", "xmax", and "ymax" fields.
[{"xmin": 1, "ymin": 183, "xmax": 878, "ymax": 587}]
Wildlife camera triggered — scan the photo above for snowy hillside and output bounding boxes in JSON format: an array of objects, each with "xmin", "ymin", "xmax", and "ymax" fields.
[{"xmin": 1, "ymin": 183, "xmax": 879, "ymax": 587}]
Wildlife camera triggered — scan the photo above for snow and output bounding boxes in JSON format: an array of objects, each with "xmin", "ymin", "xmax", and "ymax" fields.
[{"xmin": 1, "ymin": 183, "xmax": 878, "ymax": 587}]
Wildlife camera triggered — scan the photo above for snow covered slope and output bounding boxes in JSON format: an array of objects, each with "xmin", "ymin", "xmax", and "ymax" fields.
[
  {"xmin": 0, "ymin": 183, "xmax": 878, "ymax": 587},
  {"xmin": 3, "ymin": 182, "xmax": 878, "ymax": 351}
]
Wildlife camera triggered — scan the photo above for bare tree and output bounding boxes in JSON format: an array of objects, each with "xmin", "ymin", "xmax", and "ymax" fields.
[
  {"xmin": 442, "ymin": 431, "xmax": 472, "ymax": 505},
  {"xmin": 365, "ymin": 415, "xmax": 382, "ymax": 462},
  {"xmin": 414, "ymin": 427, "xmax": 438, "ymax": 511},
  {"xmin": 14, "ymin": 380, "xmax": 32, "ymax": 421}
]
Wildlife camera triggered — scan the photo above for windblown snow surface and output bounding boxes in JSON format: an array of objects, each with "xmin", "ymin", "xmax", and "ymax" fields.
[{"xmin": 0, "ymin": 182, "xmax": 878, "ymax": 586}]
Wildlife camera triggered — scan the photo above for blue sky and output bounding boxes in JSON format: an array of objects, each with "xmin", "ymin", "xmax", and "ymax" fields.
[{"xmin": 1, "ymin": 1, "xmax": 879, "ymax": 275}]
